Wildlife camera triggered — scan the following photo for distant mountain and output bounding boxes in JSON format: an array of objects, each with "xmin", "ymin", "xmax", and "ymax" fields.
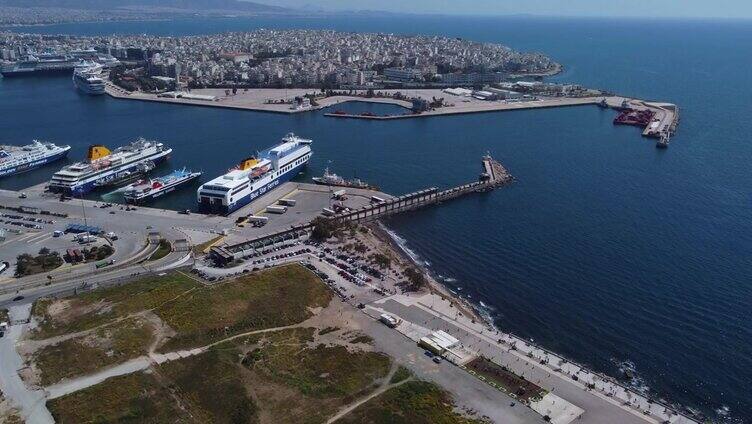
[{"xmin": 0, "ymin": 0, "xmax": 289, "ymax": 13}]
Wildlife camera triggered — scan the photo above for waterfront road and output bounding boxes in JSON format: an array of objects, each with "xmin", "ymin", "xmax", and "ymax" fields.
[
  {"xmin": 372, "ymin": 295, "xmax": 697, "ymax": 424},
  {"xmin": 337, "ymin": 300, "xmax": 544, "ymax": 424}
]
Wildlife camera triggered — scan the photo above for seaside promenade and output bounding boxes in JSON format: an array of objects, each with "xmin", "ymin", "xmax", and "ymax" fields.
[{"xmin": 368, "ymin": 293, "xmax": 701, "ymax": 424}]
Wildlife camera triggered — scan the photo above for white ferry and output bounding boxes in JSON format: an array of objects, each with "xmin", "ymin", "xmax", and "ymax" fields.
[
  {"xmin": 0, "ymin": 141, "xmax": 71, "ymax": 178},
  {"xmin": 123, "ymin": 168, "xmax": 202, "ymax": 204},
  {"xmin": 72, "ymin": 61, "xmax": 106, "ymax": 95},
  {"xmin": 49, "ymin": 139, "xmax": 172, "ymax": 195},
  {"xmin": 197, "ymin": 133, "xmax": 312, "ymax": 215}
]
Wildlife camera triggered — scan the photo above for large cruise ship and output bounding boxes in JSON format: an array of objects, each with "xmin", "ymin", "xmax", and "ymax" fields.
[
  {"xmin": 197, "ymin": 133, "xmax": 312, "ymax": 215},
  {"xmin": 0, "ymin": 141, "xmax": 71, "ymax": 178},
  {"xmin": 49, "ymin": 139, "xmax": 172, "ymax": 195},
  {"xmin": 72, "ymin": 61, "xmax": 106, "ymax": 95},
  {"xmin": 1, "ymin": 49, "xmax": 119, "ymax": 78}
]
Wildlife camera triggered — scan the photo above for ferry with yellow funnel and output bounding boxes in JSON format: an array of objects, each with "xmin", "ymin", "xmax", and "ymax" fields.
[
  {"xmin": 49, "ymin": 138, "xmax": 172, "ymax": 195},
  {"xmin": 197, "ymin": 133, "xmax": 312, "ymax": 215}
]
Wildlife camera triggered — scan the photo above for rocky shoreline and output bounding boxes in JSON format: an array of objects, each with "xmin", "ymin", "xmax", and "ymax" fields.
[{"xmin": 367, "ymin": 222, "xmax": 489, "ymax": 326}]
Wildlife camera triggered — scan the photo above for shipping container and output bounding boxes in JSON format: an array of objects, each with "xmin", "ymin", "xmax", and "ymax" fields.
[{"xmin": 265, "ymin": 205, "xmax": 288, "ymax": 214}]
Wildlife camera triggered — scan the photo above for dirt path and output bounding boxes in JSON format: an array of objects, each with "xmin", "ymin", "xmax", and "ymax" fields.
[
  {"xmin": 43, "ymin": 322, "xmax": 307, "ymax": 400},
  {"xmin": 143, "ymin": 311, "xmax": 172, "ymax": 355},
  {"xmin": 203, "ymin": 323, "xmax": 303, "ymax": 349},
  {"xmin": 22, "ymin": 313, "xmax": 135, "ymax": 352},
  {"xmin": 38, "ymin": 299, "xmax": 362, "ymax": 402},
  {"xmin": 45, "ymin": 358, "xmax": 151, "ymax": 400},
  {"xmin": 326, "ymin": 362, "xmax": 411, "ymax": 424},
  {"xmin": 25, "ymin": 283, "xmax": 196, "ymax": 353},
  {"xmin": 0, "ymin": 304, "xmax": 55, "ymax": 424}
]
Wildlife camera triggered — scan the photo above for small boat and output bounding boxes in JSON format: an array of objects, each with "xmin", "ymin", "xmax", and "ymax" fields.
[
  {"xmin": 251, "ymin": 165, "xmax": 269, "ymax": 178},
  {"xmin": 123, "ymin": 167, "xmax": 201, "ymax": 204},
  {"xmin": 656, "ymin": 132, "xmax": 670, "ymax": 148},
  {"xmin": 312, "ymin": 167, "xmax": 378, "ymax": 190}
]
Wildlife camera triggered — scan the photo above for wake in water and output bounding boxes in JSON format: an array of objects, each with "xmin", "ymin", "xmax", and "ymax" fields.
[
  {"xmin": 476, "ymin": 300, "xmax": 497, "ymax": 328},
  {"xmin": 611, "ymin": 359, "xmax": 650, "ymax": 394},
  {"xmin": 99, "ymin": 186, "xmax": 128, "ymax": 201},
  {"xmin": 714, "ymin": 406, "xmax": 746, "ymax": 424},
  {"xmin": 378, "ymin": 223, "xmax": 426, "ymax": 266}
]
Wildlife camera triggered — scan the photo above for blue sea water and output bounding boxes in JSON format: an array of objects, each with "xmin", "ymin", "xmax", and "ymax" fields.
[{"xmin": 2, "ymin": 16, "xmax": 752, "ymax": 422}]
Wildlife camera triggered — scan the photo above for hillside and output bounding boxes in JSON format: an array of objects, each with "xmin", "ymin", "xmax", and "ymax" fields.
[{"xmin": 0, "ymin": 0, "xmax": 288, "ymax": 13}]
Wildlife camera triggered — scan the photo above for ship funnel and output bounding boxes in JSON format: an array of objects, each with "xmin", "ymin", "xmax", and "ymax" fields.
[
  {"xmin": 87, "ymin": 145, "xmax": 111, "ymax": 161},
  {"xmin": 238, "ymin": 157, "xmax": 259, "ymax": 171}
]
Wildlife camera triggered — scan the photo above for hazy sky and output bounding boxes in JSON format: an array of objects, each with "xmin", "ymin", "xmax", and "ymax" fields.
[{"xmin": 258, "ymin": 0, "xmax": 752, "ymax": 19}]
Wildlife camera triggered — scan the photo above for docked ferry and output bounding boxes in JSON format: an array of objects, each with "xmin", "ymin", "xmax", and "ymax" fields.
[
  {"xmin": 0, "ymin": 141, "xmax": 71, "ymax": 178},
  {"xmin": 72, "ymin": 61, "xmax": 106, "ymax": 95},
  {"xmin": 1, "ymin": 50, "xmax": 119, "ymax": 77},
  {"xmin": 312, "ymin": 167, "xmax": 378, "ymax": 190},
  {"xmin": 123, "ymin": 168, "xmax": 201, "ymax": 204},
  {"xmin": 93, "ymin": 160, "xmax": 155, "ymax": 188},
  {"xmin": 197, "ymin": 133, "xmax": 312, "ymax": 215},
  {"xmin": 49, "ymin": 139, "xmax": 172, "ymax": 195}
]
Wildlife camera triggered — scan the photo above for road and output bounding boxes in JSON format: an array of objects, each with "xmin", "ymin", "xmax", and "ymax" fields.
[
  {"xmin": 372, "ymin": 296, "xmax": 696, "ymax": 424},
  {"xmin": 345, "ymin": 303, "xmax": 543, "ymax": 424},
  {"xmin": 0, "ymin": 248, "xmax": 188, "ymax": 309},
  {"xmin": 0, "ymin": 304, "xmax": 54, "ymax": 424}
]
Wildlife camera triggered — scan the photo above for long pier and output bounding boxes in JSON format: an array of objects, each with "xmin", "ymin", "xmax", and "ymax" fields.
[{"xmin": 210, "ymin": 156, "xmax": 512, "ymax": 264}]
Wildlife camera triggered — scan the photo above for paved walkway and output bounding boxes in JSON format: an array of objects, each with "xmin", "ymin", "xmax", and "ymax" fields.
[
  {"xmin": 0, "ymin": 304, "xmax": 54, "ymax": 424},
  {"xmin": 373, "ymin": 293, "xmax": 698, "ymax": 424}
]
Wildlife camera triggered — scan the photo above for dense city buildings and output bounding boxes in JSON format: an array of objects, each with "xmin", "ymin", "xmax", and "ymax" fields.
[
  {"xmin": 0, "ymin": 0, "xmax": 288, "ymax": 26},
  {"xmin": 0, "ymin": 29, "xmax": 561, "ymax": 88}
]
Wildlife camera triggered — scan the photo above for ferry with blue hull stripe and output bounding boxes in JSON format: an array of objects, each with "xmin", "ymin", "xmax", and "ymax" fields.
[
  {"xmin": 198, "ymin": 133, "xmax": 312, "ymax": 215},
  {"xmin": 0, "ymin": 141, "xmax": 71, "ymax": 178},
  {"xmin": 49, "ymin": 138, "xmax": 171, "ymax": 196}
]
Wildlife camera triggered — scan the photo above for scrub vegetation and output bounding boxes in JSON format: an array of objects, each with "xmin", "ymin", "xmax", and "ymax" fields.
[
  {"xmin": 339, "ymin": 380, "xmax": 484, "ymax": 424},
  {"xmin": 32, "ymin": 317, "xmax": 153, "ymax": 386}
]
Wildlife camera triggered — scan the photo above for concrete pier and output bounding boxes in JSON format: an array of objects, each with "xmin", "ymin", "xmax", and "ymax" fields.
[
  {"xmin": 603, "ymin": 97, "xmax": 679, "ymax": 146},
  {"xmin": 211, "ymin": 156, "xmax": 512, "ymax": 264},
  {"xmin": 105, "ymin": 84, "xmax": 679, "ymax": 145}
]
